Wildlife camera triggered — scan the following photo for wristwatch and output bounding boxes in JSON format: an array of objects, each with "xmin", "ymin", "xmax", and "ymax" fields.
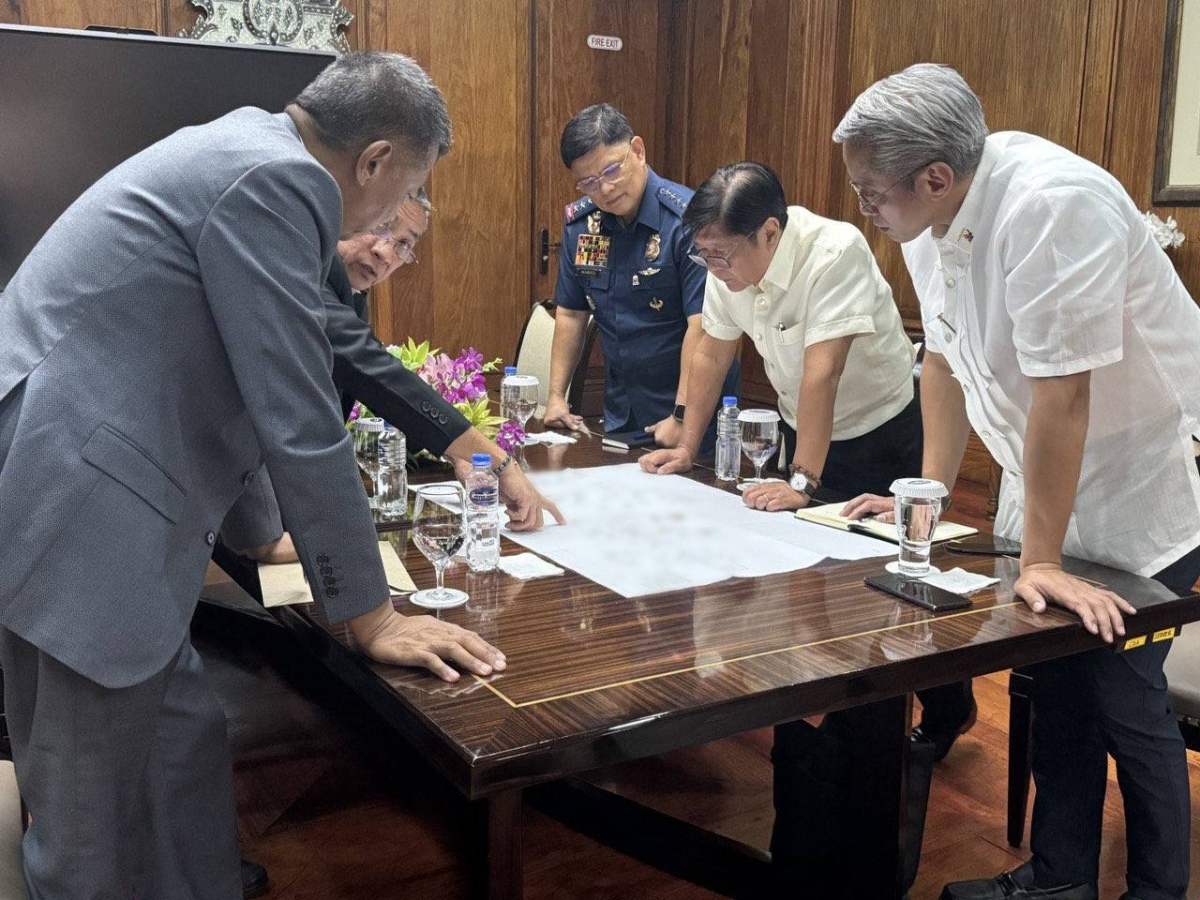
[
  {"xmin": 787, "ymin": 465, "xmax": 820, "ymax": 496},
  {"xmin": 672, "ymin": 403, "xmax": 686, "ymax": 423}
]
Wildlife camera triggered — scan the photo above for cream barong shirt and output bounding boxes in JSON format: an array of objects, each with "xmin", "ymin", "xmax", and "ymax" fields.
[
  {"xmin": 700, "ymin": 206, "xmax": 914, "ymax": 441},
  {"xmin": 904, "ymin": 131, "xmax": 1200, "ymax": 576}
]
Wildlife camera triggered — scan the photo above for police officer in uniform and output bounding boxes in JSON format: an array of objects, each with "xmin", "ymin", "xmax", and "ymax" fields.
[{"xmin": 544, "ymin": 103, "xmax": 738, "ymax": 448}]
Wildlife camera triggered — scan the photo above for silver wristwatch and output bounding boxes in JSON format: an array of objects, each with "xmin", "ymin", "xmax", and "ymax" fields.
[{"xmin": 788, "ymin": 471, "xmax": 815, "ymax": 495}]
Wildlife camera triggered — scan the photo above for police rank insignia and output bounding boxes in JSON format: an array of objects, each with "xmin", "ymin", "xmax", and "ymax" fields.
[
  {"xmin": 649, "ymin": 297, "xmax": 664, "ymax": 311},
  {"xmin": 587, "ymin": 211, "xmax": 602, "ymax": 235},
  {"xmin": 575, "ymin": 234, "xmax": 610, "ymax": 268},
  {"xmin": 645, "ymin": 233, "xmax": 661, "ymax": 261}
]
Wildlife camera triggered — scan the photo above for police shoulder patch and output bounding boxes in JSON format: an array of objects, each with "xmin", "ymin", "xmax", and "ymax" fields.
[
  {"xmin": 656, "ymin": 184, "xmax": 692, "ymax": 218},
  {"xmin": 564, "ymin": 196, "xmax": 598, "ymax": 225}
]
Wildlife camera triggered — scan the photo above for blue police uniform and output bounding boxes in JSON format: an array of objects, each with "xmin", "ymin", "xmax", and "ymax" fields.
[{"xmin": 554, "ymin": 167, "xmax": 739, "ymax": 441}]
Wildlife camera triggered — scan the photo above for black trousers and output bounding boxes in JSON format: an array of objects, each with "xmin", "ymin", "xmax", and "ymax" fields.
[
  {"xmin": 1028, "ymin": 467, "xmax": 1200, "ymax": 900},
  {"xmin": 770, "ymin": 395, "xmax": 973, "ymax": 892}
]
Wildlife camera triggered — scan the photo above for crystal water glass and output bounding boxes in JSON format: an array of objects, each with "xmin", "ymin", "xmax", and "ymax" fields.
[
  {"xmin": 737, "ymin": 409, "xmax": 780, "ymax": 485},
  {"xmin": 411, "ymin": 484, "xmax": 469, "ymax": 608}
]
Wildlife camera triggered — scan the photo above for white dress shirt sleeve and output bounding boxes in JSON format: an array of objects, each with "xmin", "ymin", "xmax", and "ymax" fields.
[
  {"xmin": 803, "ymin": 240, "xmax": 879, "ymax": 347},
  {"xmin": 1002, "ymin": 187, "xmax": 1128, "ymax": 377},
  {"xmin": 700, "ymin": 274, "xmax": 744, "ymax": 341}
]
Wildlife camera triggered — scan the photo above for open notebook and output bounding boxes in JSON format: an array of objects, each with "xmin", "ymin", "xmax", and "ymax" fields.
[{"xmin": 795, "ymin": 503, "xmax": 978, "ymax": 544}]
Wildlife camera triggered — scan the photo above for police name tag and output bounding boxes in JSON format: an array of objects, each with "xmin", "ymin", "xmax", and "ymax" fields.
[{"xmin": 575, "ymin": 234, "xmax": 610, "ymax": 268}]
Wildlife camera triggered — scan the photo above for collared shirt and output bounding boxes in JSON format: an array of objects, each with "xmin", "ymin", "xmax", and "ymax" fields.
[
  {"xmin": 904, "ymin": 131, "xmax": 1200, "ymax": 575},
  {"xmin": 701, "ymin": 205, "xmax": 914, "ymax": 440},
  {"xmin": 554, "ymin": 167, "xmax": 737, "ymax": 431}
]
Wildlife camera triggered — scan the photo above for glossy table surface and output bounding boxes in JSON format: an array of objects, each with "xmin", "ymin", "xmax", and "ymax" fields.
[{"xmin": 282, "ymin": 430, "xmax": 1200, "ymax": 800}]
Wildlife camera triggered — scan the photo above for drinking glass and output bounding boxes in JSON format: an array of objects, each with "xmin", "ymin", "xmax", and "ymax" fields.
[
  {"xmin": 354, "ymin": 417, "xmax": 384, "ymax": 509},
  {"xmin": 506, "ymin": 374, "xmax": 540, "ymax": 469},
  {"xmin": 410, "ymin": 484, "xmax": 469, "ymax": 608},
  {"xmin": 890, "ymin": 478, "xmax": 949, "ymax": 576},
  {"xmin": 737, "ymin": 409, "xmax": 780, "ymax": 485}
]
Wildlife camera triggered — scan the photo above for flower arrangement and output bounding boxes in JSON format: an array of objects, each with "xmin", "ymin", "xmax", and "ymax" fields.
[
  {"xmin": 1143, "ymin": 211, "xmax": 1186, "ymax": 251},
  {"xmin": 347, "ymin": 338, "xmax": 523, "ymax": 452}
]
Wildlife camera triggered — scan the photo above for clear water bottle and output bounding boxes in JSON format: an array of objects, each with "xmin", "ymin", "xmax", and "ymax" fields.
[
  {"xmin": 376, "ymin": 425, "xmax": 408, "ymax": 521},
  {"xmin": 715, "ymin": 396, "xmax": 741, "ymax": 482},
  {"xmin": 500, "ymin": 365, "xmax": 520, "ymax": 424},
  {"xmin": 465, "ymin": 453, "xmax": 500, "ymax": 572}
]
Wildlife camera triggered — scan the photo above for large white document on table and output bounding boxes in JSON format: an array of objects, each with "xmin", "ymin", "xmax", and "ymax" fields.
[{"xmin": 504, "ymin": 464, "xmax": 893, "ymax": 598}]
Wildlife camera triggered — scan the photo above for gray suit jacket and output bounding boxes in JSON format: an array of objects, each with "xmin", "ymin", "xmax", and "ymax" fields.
[
  {"xmin": 220, "ymin": 256, "xmax": 472, "ymax": 552},
  {"xmin": 0, "ymin": 108, "xmax": 388, "ymax": 688}
]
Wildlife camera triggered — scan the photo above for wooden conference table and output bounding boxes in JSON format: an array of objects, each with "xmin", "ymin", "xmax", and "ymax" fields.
[{"xmin": 265, "ymin": 431, "xmax": 1200, "ymax": 900}]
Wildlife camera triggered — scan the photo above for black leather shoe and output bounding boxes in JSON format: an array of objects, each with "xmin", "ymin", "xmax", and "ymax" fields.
[
  {"xmin": 242, "ymin": 857, "xmax": 269, "ymax": 899},
  {"xmin": 941, "ymin": 862, "xmax": 1097, "ymax": 900},
  {"xmin": 913, "ymin": 695, "xmax": 978, "ymax": 762}
]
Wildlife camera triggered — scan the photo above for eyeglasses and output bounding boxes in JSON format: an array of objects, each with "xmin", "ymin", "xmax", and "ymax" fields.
[
  {"xmin": 574, "ymin": 145, "xmax": 633, "ymax": 194},
  {"xmin": 850, "ymin": 161, "xmax": 937, "ymax": 213},
  {"xmin": 370, "ymin": 225, "xmax": 420, "ymax": 266},
  {"xmin": 687, "ymin": 234, "xmax": 751, "ymax": 271}
]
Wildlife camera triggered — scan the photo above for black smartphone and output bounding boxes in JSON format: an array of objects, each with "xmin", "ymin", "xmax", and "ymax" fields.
[
  {"xmin": 947, "ymin": 535, "xmax": 1022, "ymax": 557},
  {"xmin": 864, "ymin": 573, "xmax": 973, "ymax": 612}
]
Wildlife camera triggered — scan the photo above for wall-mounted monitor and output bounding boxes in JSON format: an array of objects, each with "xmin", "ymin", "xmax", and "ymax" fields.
[{"xmin": 0, "ymin": 24, "xmax": 335, "ymax": 289}]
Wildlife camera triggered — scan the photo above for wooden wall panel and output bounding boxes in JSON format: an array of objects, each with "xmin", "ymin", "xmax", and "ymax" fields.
[
  {"xmin": 1106, "ymin": 0, "xmax": 1200, "ymax": 301},
  {"xmin": 844, "ymin": 0, "xmax": 1095, "ymax": 324},
  {"xmin": 19, "ymin": 0, "xmax": 158, "ymax": 29},
  {"xmin": 380, "ymin": 0, "xmax": 531, "ymax": 364}
]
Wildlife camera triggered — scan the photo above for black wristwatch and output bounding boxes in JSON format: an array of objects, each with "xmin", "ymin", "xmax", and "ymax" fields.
[{"xmin": 672, "ymin": 403, "xmax": 686, "ymax": 423}]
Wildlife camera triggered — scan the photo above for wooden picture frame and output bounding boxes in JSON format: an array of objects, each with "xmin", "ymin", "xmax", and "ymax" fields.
[{"xmin": 1154, "ymin": 0, "xmax": 1200, "ymax": 204}]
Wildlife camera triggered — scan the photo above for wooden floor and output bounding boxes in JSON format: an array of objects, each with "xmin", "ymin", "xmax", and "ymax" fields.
[{"xmin": 197, "ymin": 481, "xmax": 1200, "ymax": 899}]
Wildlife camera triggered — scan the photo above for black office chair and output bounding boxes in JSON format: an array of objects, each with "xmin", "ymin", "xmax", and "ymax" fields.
[{"xmin": 1006, "ymin": 625, "xmax": 1200, "ymax": 846}]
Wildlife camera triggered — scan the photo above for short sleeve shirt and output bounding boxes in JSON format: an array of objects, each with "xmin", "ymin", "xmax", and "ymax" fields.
[
  {"xmin": 701, "ymin": 206, "xmax": 914, "ymax": 440},
  {"xmin": 903, "ymin": 131, "xmax": 1200, "ymax": 575}
]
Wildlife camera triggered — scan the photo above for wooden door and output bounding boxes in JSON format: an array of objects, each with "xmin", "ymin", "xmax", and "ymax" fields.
[{"xmin": 531, "ymin": 0, "xmax": 673, "ymax": 306}]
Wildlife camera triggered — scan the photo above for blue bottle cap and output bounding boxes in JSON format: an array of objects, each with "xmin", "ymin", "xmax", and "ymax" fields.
[
  {"xmin": 504, "ymin": 366, "xmax": 518, "ymax": 376},
  {"xmin": 472, "ymin": 453, "xmax": 492, "ymax": 466},
  {"xmin": 722, "ymin": 396, "xmax": 738, "ymax": 406}
]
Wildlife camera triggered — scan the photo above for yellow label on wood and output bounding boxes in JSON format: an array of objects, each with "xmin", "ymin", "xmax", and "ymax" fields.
[
  {"xmin": 1152, "ymin": 627, "xmax": 1178, "ymax": 643},
  {"xmin": 1123, "ymin": 635, "xmax": 1148, "ymax": 651}
]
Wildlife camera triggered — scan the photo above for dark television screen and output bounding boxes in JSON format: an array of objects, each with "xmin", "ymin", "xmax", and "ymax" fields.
[{"xmin": 0, "ymin": 24, "xmax": 335, "ymax": 289}]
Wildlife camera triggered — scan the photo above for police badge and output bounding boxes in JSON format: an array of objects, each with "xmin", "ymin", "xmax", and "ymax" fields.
[
  {"xmin": 645, "ymin": 233, "xmax": 661, "ymax": 261},
  {"xmin": 179, "ymin": 0, "xmax": 354, "ymax": 54},
  {"xmin": 587, "ymin": 211, "xmax": 602, "ymax": 235}
]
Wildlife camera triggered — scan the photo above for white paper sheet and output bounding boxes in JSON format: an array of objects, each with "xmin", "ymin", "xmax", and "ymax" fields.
[
  {"xmin": 260, "ymin": 541, "xmax": 415, "ymax": 607},
  {"xmin": 502, "ymin": 464, "xmax": 894, "ymax": 598}
]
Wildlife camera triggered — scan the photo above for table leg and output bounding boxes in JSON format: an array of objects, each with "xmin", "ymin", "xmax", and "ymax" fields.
[
  {"xmin": 471, "ymin": 789, "xmax": 523, "ymax": 900},
  {"xmin": 843, "ymin": 694, "xmax": 910, "ymax": 899}
]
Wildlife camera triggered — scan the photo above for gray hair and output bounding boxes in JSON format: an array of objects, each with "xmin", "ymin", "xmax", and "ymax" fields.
[
  {"xmin": 412, "ymin": 186, "xmax": 434, "ymax": 215},
  {"xmin": 293, "ymin": 52, "xmax": 452, "ymax": 160},
  {"xmin": 833, "ymin": 63, "xmax": 988, "ymax": 180}
]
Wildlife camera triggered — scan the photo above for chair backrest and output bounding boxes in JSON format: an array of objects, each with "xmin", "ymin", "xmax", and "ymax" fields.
[
  {"xmin": 0, "ymin": 762, "xmax": 23, "ymax": 899},
  {"xmin": 513, "ymin": 301, "xmax": 597, "ymax": 417},
  {"xmin": 1164, "ymin": 624, "xmax": 1200, "ymax": 740}
]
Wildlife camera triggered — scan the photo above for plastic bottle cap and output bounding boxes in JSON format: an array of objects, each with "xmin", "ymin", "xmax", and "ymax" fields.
[
  {"xmin": 890, "ymin": 477, "xmax": 948, "ymax": 499},
  {"xmin": 472, "ymin": 453, "xmax": 492, "ymax": 467},
  {"xmin": 356, "ymin": 417, "xmax": 384, "ymax": 433},
  {"xmin": 736, "ymin": 409, "xmax": 780, "ymax": 423},
  {"xmin": 722, "ymin": 396, "xmax": 738, "ymax": 406},
  {"xmin": 503, "ymin": 374, "xmax": 539, "ymax": 387},
  {"xmin": 503, "ymin": 366, "xmax": 518, "ymax": 376}
]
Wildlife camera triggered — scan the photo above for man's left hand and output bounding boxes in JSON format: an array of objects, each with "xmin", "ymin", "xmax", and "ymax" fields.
[
  {"xmin": 742, "ymin": 481, "xmax": 810, "ymax": 512},
  {"xmin": 1014, "ymin": 562, "xmax": 1137, "ymax": 643},
  {"xmin": 645, "ymin": 415, "xmax": 683, "ymax": 448}
]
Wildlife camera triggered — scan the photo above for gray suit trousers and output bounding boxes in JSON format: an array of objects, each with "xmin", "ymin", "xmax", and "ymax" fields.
[{"xmin": 0, "ymin": 629, "xmax": 240, "ymax": 899}]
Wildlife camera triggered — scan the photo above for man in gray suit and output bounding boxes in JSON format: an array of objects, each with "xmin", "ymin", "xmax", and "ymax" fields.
[{"xmin": 0, "ymin": 52, "xmax": 543, "ymax": 899}]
